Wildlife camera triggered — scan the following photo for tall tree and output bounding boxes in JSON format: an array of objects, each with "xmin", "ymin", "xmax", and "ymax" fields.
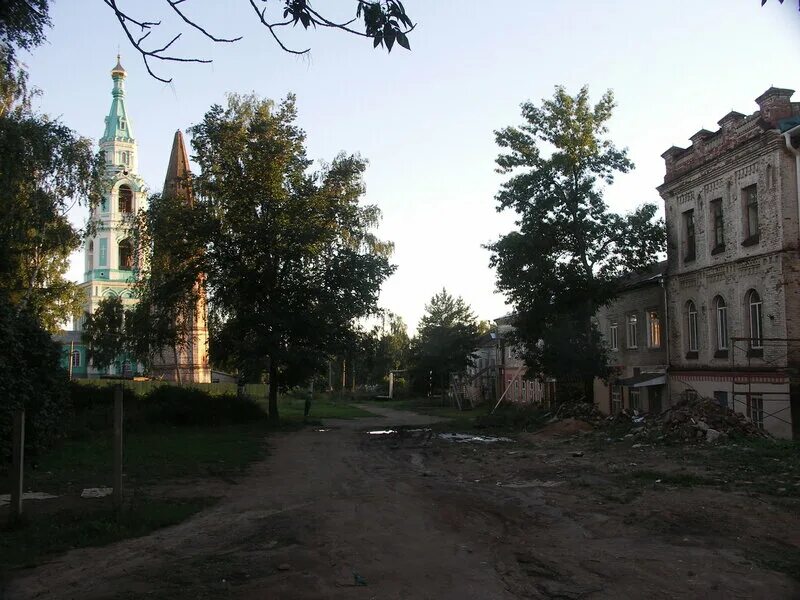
[
  {"xmin": 488, "ymin": 86, "xmax": 664, "ymax": 399},
  {"xmin": 82, "ymin": 295, "xmax": 127, "ymax": 373},
  {"xmin": 411, "ymin": 289, "xmax": 480, "ymax": 395},
  {"xmin": 191, "ymin": 93, "xmax": 394, "ymax": 422},
  {"xmin": 0, "ymin": 1, "xmax": 100, "ymax": 332},
  {"xmin": 129, "ymin": 188, "xmax": 206, "ymax": 383}
]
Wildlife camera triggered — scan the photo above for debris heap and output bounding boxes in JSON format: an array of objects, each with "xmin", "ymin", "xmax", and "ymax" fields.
[{"xmin": 620, "ymin": 396, "xmax": 768, "ymax": 443}]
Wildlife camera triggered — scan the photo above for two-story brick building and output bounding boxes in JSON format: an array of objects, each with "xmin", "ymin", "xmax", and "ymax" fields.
[
  {"xmin": 658, "ymin": 87, "xmax": 800, "ymax": 439},
  {"xmin": 594, "ymin": 262, "xmax": 669, "ymax": 415}
]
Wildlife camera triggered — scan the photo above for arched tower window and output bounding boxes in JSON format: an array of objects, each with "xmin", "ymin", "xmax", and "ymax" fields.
[
  {"xmin": 686, "ymin": 300, "xmax": 698, "ymax": 352},
  {"xmin": 118, "ymin": 238, "xmax": 133, "ymax": 270},
  {"xmin": 714, "ymin": 296, "xmax": 728, "ymax": 351},
  {"xmin": 748, "ymin": 290, "xmax": 763, "ymax": 349},
  {"xmin": 87, "ymin": 241, "xmax": 94, "ymax": 272},
  {"xmin": 118, "ymin": 185, "xmax": 133, "ymax": 214}
]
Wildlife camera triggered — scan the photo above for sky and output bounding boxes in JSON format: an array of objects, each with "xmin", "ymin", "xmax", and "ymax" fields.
[{"xmin": 24, "ymin": 0, "xmax": 800, "ymax": 332}]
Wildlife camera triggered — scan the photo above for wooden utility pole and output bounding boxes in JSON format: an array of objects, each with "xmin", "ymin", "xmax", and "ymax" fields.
[
  {"xmin": 113, "ymin": 384, "xmax": 124, "ymax": 513},
  {"xmin": 10, "ymin": 410, "xmax": 25, "ymax": 522}
]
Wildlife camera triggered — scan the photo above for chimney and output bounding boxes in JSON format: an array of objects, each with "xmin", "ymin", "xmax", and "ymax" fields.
[
  {"xmin": 755, "ymin": 87, "xmax": 795, "ymax": 128},
  {"xmin": 661, "ymin": 146, "xmax": 685, "ymax": 181}
]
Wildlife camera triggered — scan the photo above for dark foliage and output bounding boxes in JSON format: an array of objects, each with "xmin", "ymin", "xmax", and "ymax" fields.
[
  {"xmin": 0, "ymin": 294, "xmax": 70, "ymax": 464},
  {"xmin": 68, "ymin": 383, "xmax": 266, "ymax": 430}
]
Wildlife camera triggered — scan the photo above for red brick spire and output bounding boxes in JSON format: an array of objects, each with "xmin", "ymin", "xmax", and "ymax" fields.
[{"xmin": 163, "ymin": 130, "xmax": 194, "ymax": 205}]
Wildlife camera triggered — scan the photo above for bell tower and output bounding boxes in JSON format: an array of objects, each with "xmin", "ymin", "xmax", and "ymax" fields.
[{"xmin": 79, "ymin": 57, "xmax": 148, "ymax": 373}]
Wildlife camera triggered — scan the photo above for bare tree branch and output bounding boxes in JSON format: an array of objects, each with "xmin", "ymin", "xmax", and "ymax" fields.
[
  {"xmin": 102, "ymin": 0, "xmax": 416, "ymax": 82},
  {"xmin": 103, "ymin": 0, "xmax": 212, "ymax": 83},
  {"xmin": 165, "ymin": 0, "xmax": 243, "ymax": 43}
]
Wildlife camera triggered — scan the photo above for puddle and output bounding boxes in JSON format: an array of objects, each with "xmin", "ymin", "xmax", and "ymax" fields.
[
  {"xmin": 438, "ymin": 433, "xmax": 513, "ymax": 444},
  {"xmin": 81, "ymin": 487, "xmax": 113, "ymax": 499},
  {"xmin": 367, "ymin": 430, "xmax": 397, "ymax": 435},
  {"xmin": 0, "ymin": 492, "xmax": 58, "ymax": 506}
]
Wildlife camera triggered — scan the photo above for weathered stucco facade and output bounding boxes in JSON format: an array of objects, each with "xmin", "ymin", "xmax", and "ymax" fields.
[
  {"xmin": 659, "ymin": 87, "xmax": 800, "ymax": 439},
  {"xmin": 594, "ymin": 263, "xmax": 668, "ymax": 415}
]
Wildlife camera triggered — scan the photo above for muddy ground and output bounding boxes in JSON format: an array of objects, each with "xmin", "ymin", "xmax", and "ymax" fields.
[{"xmin": 4, "ymin": 405, "xmax": 800, "ymax": 599}]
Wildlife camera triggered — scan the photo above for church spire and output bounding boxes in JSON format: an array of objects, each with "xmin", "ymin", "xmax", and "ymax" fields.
[
  {"xmin": 101, "ymin": 55, "xmax": 134, "ymax": 144},
  {"xmin": 163, "ymin": 130, "xmax": 194, "ymax": 205}
]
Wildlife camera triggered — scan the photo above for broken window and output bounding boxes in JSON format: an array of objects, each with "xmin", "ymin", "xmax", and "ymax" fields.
[
  {"xmin": 715, "ymin": 296, "xmax": 728, "ymax": 350},
  {"xmin": 710, "ymin": 198, "xmax": 724, "ymax": 251},
  {"xmin": 686, "ymin": 301, "xmax": 698, "ymax": 352},
  {"xmin": 748, "ymin": 289, "xmax": 763, "ymax": 349},
  {"xmin": 683, "ymin": 209, "xmax": 696, "ymax": 261},
  {"xmin": 743, "ymin": 185, "xmax": 759, "ymax": 241}
]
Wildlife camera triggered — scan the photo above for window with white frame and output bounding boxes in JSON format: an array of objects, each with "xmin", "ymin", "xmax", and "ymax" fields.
[
  {"xmin": 748, "ymin": 290, "xmax": 763, "ymax": 349},
  {"xmin": 627, "ymin": 314, "xmax": 638, "ymax": 349},
  {"xmin": 686, "ymin": 301, "xmax": 698, "ymax": 352},
  {"xmin": 71, "ymin": 350, "xmax": 80, "ymax": 367},
  {"xmin": 647, "ymin": 310, "xmax": 661, "ymax": 348},
  {"xmin": 611, "ymin": 386, "xmax": 622, "ymax": 415},
  {"xmin": 609, "ymin": 322, "xmax": 619, "ymax": 351},
  {"xmin": 715, "ymin": 296, "xmax": 728, "ymax": 350},
  {"xmin": 746, "ymin": 393, "xmax": 764, "ymax": 429}
]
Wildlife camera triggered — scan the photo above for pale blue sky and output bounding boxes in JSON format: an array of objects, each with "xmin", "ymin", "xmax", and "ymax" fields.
[{"xmin": 25, "ymin": 0, "xmax": 799, "ymax": 331}]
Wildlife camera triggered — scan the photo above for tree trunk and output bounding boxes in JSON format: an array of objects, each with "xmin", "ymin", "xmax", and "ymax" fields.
[
  {"xmin": 173, "ymin": 345, "xmax": 183, "ymax": 385},
  {"xmin": 268, "ymin": 358, "xmax": 279, "ymax": 424}
]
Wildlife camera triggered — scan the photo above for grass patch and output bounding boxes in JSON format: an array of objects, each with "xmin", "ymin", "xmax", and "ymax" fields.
[
  {"xmin": 272, "ymin": 395, "xmax": 377, "ymax": 420},
  {"xmin": 12, "ymin": 424, "xmax": 269, "ymax": 495},
  {"xmin": 0, "ymin": 497, "xmax": 214, "ymax": 576}
]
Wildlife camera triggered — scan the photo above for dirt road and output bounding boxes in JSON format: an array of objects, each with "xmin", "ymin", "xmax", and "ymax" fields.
[{"xmin": 6, "ymin": 405, "xmax": 799, "ymax": 599}]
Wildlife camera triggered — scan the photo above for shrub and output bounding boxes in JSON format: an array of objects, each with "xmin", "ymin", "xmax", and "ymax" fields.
[
  {"xmin": 0, "ymin": 297, "xmax": 71, "ymax": 465},
  {"xmin": 68, "ymin": 382, "xmax": 266, "ymax": 429},
  {"xmin": 142, "ymin": 386, "xmax": 265, "ymax": 426}
]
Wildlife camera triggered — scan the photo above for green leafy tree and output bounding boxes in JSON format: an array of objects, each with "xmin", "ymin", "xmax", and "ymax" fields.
[
  {"xmin": 487, "ymin": 86, "xmax": 665, "ymax": 399},
  {"xmin": 191, "ymin": 93, "xmax": 394, "ymax": 422},
  {"xmin": 82, "ymin": 296, "xmax": 126, "ymax": 373},
  {"xmin": 411, "ymin": 289, "xmax": 481, "ymax": 395},
  {"xmin": 0, "ymin": 2, "xmax": 100, "ymax": 333},
  {"xmin": 129, "ymin": 192, "xmax": 206, "ymax": 383}
]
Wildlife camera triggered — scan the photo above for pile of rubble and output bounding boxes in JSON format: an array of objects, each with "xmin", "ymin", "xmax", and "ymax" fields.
[
  {"xmin": 614, "ymin": 397, "xmax": 768, "ymax": 443},
  {"xmin": 555, "ymin": 401, "xmax": 604, "ymax": 422}
]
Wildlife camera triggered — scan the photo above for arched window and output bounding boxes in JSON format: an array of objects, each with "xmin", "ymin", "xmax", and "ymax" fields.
[
  {"xmin": 686, "ymin": 301, "xmax": 698, "ymax": 352},
  {"xmin": 118, "ymin": 185, "xmax": 133, "ymax": 213},
  {"xmin": 87, "ymin": 241, "xmax": 94, "ymax": 271},
  {"xmin": 118, "ymin": 238, "xmax": 133, "ymax": 270},
  {"xmin": 748, "ymin": 290, "xmax": 763, "ymax": 349},
  {"xmin": 714, "ymin": 296, "xmax": 728, "ymax": 350}
]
